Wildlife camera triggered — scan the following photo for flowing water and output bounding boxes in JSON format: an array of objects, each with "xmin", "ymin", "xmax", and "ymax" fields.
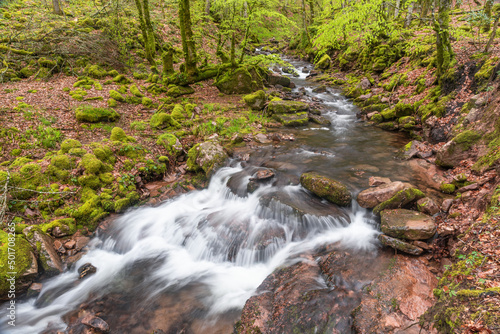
[{"xmin": 2, "ymin": 58, "xmax": 417, "ymax": 334}]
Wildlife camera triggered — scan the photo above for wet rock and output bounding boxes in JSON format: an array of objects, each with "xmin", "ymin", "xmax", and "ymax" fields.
[
  {"xmin": 301, "ymin": 67, "xmax": 310, "ymax": 73},
  {"xmin": 308, "ymin": 114, "xmax": 331, "ymax": 125},
  {"xmin": 24, "ymin": 228, "xmax": 63, "ymax": 275},
  {"xmin": 78, "ymin": 263, "xmax": 97, "ymax": 279},
  {"xmin": 75, "ymin": 236, "xmax": 91, "ymax": 251},
  {"xmin": 373, "ymin": 187, "xmax": 425, "ymax": 214},
  {"xmin": 251, "ymin": 169, "xmax": 275, "ymax": 181},
  {"xmin": 369, "ymin": 176, "xmax": 392, "ymax": 187},
  {"xmin": 289, "ymin": 82, "xmax": 296, "ymax": 88},
  {"xmin": 312, "ymin": 85, "xmax": 327, "ymax": 93},
  {"xmin": 26, "ymin": 282, "xmax": 43, "ymax": 298},
  {"xmin": 267, "ymin": 73, "xmax": 291, "ymax": 87},
  {"xmin": 378, "ymin": 234, "xmax": 424, "ymax": 256},
  {"xmin": 457, "ymin": 183, "xmax": 479, "ymax": 192},
  {"xmin": 380, "ymin": 209, "xmax": 437, "ymax": 240},
  {"xmin": 417, "ymin": 197, "xmax": 440, "ymax": 216},
  {"xmin": 81, "ymin": 314, "xmax": 110, "ymax": 333},
  {"xmin": 300, "ymin": 172, "xmax": 352, "ymax": 206},
  {"xmin": 398, "ymin": 140, "xmax": 425, "ymax": 160},
  {"xmin": 253, "ymin": 133, "xmax": 271, "ymax": 144},
  {"xmin": 267, "ymin": 100, "xmax": 309, "ymax": 114},
  {"xmin": 357, "ymin": 181, "xmax": 407, "ymax": 208},
  {"xmin": 187, "ymin": 141, "xmax": 228, "ymax": 176},
  {"xmin": 352, "ymin": 164, "xmax": 380, "ymax": 173}
]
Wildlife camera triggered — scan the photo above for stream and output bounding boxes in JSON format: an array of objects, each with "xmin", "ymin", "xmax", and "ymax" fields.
[{"xmin": 2, "ymin": 58, "xmax": 418, "ymax": 334}]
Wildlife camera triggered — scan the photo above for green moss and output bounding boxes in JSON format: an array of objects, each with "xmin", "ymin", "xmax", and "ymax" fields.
[
  {"xmin": 394, "ymin": 102, "xmax": 414, "ymax": 118},
  {"xmin": 93, "ymin": 145, "xmax": 114, "ymax": 163},
  {"xmin": 69, "ymin": 89, "xmax": 88, "ymax": 101},
  {"xmin": 113, "ymin": 74, "xmax": 131, "ymax": 84},
  {"xmin": 72, "ymin": 195, "xmax": 106, "ymax": 229},
  {"xmin": 110, "ymin": 127, "xmax": 135, "ymax": 142},
  {"xmin": 316, "ymin": 54, "xmax": 331, "ymax": 70},
  {"xmin": 99, "ymin": 172, "xmax": 114, "ymax": 184},
  {"xmin": 38, "ymin": 57, "xmax": 56, "ymax": 68},
  {"xmin": 81, "ymin": 153, "xmax": 103, "ymax": 174},
  {"xmin": 85, "ymin": 65, "xmax": 107, "ymax": 79},
  {"xmin": 40, "ymin": 218, "xmax": 76, "ymax": 236},
  {"xmin": 370, "ymin": 113, "xmax": 383, "ymax": 123},
  {"xmin": 75, "ymin": 105, "xmax": 120, "ymax": 123},
  {"xmin": 141, "ymin": 96, "xmax": 154, "ymax": 108},
  {"xmin": 299, "ymin": 172, "xmax": 351, "ymax": 206},
  {"xmin": 0, "ymin": 231, "xmax": 35, "ymax": 296},
  {"xmin": 243, "ymin": 90, "xmax": 266, "ymax": 110},
  {"xmin": 186, "ymin": 143, "xmax": 201, "ymax": 172},
  {"xmin": 51, "ymin": 154, "xmax": 71, "ymax": 170},
  {"xmin": 109, "ymin": 90, "xmax": 125, "ymax": 102},
  {"xmin": 107, "ymin": 98, "xmax": 118, "ymax": 107},
  {"xmin": 171, "ymin": 104, "xmax": 186, "ymax": 121},
  {"xmin": 440, "ymin": 183, "xmax": 456, "ymax": 194},
  {"xmin": 130, "ymin": 84, "xmax": 144, "ymax": 97},
  {"xmin": 474, "ymin": 57, "xmax": 499, "ymax": 91},
  {"xmin": 381, "ymin": 108, "xmax": 396, "ymax": 120},
  {"xmin": 150, "ymin": 112, "xmax": 181, "ymax": 130},
  {"xmin": 453, "ymin": 130, "xmax": 481, "ymax": 150},
  {"xmin": 157, "ymin": 133, "xmax": 182, "ymax": 156},
  {"xmin": 373, "ymin": 188, "xmax": 426, "ymax": 214},
  {"xmin": 68, "ymin": 148, "xmax": 87, "ymax": 157},
  {"xmin": 10, "ymin": 148, "xmax": 22, "ymax": 156},
  {"xmin": 11, "ymin": 157, "xmax": 32, "ymax": 167}
]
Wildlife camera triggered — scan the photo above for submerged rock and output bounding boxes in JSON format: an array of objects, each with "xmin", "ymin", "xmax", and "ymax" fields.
[
  {"xmin": 378, "ymin": 234, "xmax": 424, "ymax": 256},
  {"xmin": 300, "ymin": 172, "xmax": 351, "ymax": 206},
  {"xmin": 380, "ymin": 209, "xmax": 437, "ymax": 240},
  {"xmin": 81, "ymin": 314, "xmax": 110, "ymax": 333}
]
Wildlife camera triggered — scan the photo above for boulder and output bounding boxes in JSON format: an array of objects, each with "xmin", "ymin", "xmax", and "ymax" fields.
[
  {"xmin": 187, "ymin": 141, "xmax": 228, "ymax": 176},
  {"xmin": 416, "ymin": 197, "xmax": 440, "ymax": 216},
  {"xmin": 273, "ymin": 112, "xmax": 309, "ymax": 126},
  {"xmin": 300, "ymin": 172, "xmax": 351, "ymax": 206},
  {"xmin": 308, "ymin": 114, "xmax": 331, "ymax": 125},
  {"xmin": 243, "ymin": 90, "xmax": 267, "ymax": 110},
  {"xmin": 312, "ymin": 85, "xmax": 327, "ymax": 93},
  {"xmin": 356, "ymin": 181, "xmax": 408, "ymax": 208},
  {"xmin": 254, "ymin": 133, "xmax": 271, "ymax": 144},
  {"xmin": 24, "ymin": 228, "xmax": 63, "ymax": 275},
  {"xmin": 360, "ymin": 77, "xmax": 372, "ymax": 90},
  {"xmin": 316, "ymin": 54, "xmax": 331, "ymax": 70},
  {"xmin": 267, "ymin": 74, "xmax": 291, "ymax": 87},
  {"xmin": 369, "ymin": 176, "xmax": 391, "ymax": 187},
  {"xmin": 215, "ymin": 66, "xmax": 265, "ymax": 94},
  {"xmin": 378, "ymin": 234, "xmax": 424, "ymax": 256},
  {"xmin": 267, "ymin": 100, "xmax": 309, "ymax": 114},
  {"xmin": 435, "ymin": 140, "xmax": 470, "ymax": 168},
  {"xmin": 78, "ymin": 263, "xmax": 97, "ymax": 279},
  {"xmin": 166, "ymin": 85, "xmax": 194, "ymax": 97},
  {"xmin": 373, "ymin": 187, "xmax": 426, "ymax": 214},
  {"xmin": 408, "ymin": 159, "xmax": 447, "ymax": 191},
  {"xmin": 398, "ymin": 140, "xmax": 425, "ymax": 160},
  {"xmin": 380, "ymin": 209, "xmax": 437, "ymax": 240}
]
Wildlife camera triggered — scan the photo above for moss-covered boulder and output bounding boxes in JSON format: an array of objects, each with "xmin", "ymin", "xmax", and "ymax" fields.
[
  {"xmin": 267, "ymin": 74, "xmax": 291, "ymax": 87},
  {"xmin": 357, "ymin": 181, "xmax": 408, "ymax": 208},
  {"xmin": 380, "ymin": 209, "xmax": 436, "ymax": 240},
  {"xmin": 60, "ymin": 139, "xmax": 82, "ymax": 154},
  {"xmin": 243, "ymin": 90, "xmax": 267, "ymax": 111},
  {"xmin": 215, "ymin": 66, "xmax": 265, "ymax": 94},
  {"xmin": 75, "ymin": 105, "xmax": 120, "ymax": 123},
  {"xmin": 435, "ymin": 130, "xmax": 481, "ymax": 168},
  {"xmin": 171, "ymin": 104, "xmax": 187, "ymax": 121},
  {"xmin": 187, "ymin": 141, "xmax": 228, "ymax": 176},
  {"xmin": 316, "ymin": 54, "xmax": 331, "ymax": 70},
  {"xmin": 150, "ymin": 112, "xmax": 181, "ymax": 130},
  {"xmin": 373, "ymin": 187, "xmax": 425, "ymax": 214},
  {"xmin": 40, "ymin": 218, "xmax": 77, "ymax": 237},
  {"xmin": 157, "ymin": 133, "xmax": 183, "ymax": 157},
  {"xmin": 110, "ymin": 127, "xmax": 135, "ymax": 142},
  {"xmin": 0, "ymin": 230, "xmax": 38, "ymax": 297},
  {"xmin": 166, "ymin": 84, "xmax": 195, "ymax": 97},
  {"xmin": 474, "ymin": 57, "xmax": 499, "ymax": 91},
  {"xmin": 300, "ymin": 172, "xmax": 351, "ymax": 206},
  {"xmin": 378, "ymin": 234, "xmax": 424, "ymax": 255},
  {"xmin": 273, "ymin": 112, "xmax": 309, "ymax": 126},
  {"xmin": 80, "ymin": 153, "xmax": 103, "ymax": 174},
  {"xmin": 267, "ymin": 100, "xmax": 309, "ymax": 114},
  {"xmin": 24, "ymin": 228, "xmax": 63, "ymax": 276},
  {"xmin": 85, "ymin": 64, "xmax": 107, "ymax": 79}
]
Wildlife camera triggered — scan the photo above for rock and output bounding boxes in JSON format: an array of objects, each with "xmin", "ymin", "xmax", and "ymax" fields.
[
  {"xmin": 360, "ymin": 77, "xmax": 372, "ymax": 90},
  {"xmin": 267, "ymin": 74, "xmax": 291, "ymax": 87},
  {"xmin": 273, "ymin": 112, "xmax": 309, "ymax": 126},
  {"xmin": 75, "ymin": 236, "xmax": 90, "ymax": 251},
  {"xmin": 267, "ymin": 100, "xmax": 309, "ymax": 114},
  {"xmin": 398, "ymin": 140, "xmax": 425, "ymax": 160},
  {"xmin": 465, "ymin": 108, "xmax": 480, "ymax": 124},
  {"xmin": 254, "ymin": 133, "xmax": 271, "ymax": 144},
  {"xmin": 356, "ymin": 181, "xmax": 407, "ymax": 208},
  {"xmin": 435, "ymin": 140, "xmax": 472, "ymax": 168},
  {"xmin": 54, "ymin": 240, "xmax": 66, "ymax": 254},
  {"xmin": 417, "ymin": 197, "xmax": 440, "ymax": 216},
  {"xmin": 413, "ymin": 240, "xmax": 432, "ymax": 250},
  {"xmin": 312, "ymin": 85, "xmax": 327, "ymax": 93},
  {"xmin": 441, "ymin": 199, "xmax": 454, "ymax": 212},
  {"xmin": 81, "ymin": 314, "xmax": 110, "ymax": 333},
  {"xmin": 215, "ymin": 66, "xmax": 265, "ymax": 94},
  {"xmin": 26, "ymin": 282, "xmax": 43, "ymax": 298},
  {"xmin": 78, "ymin": 263, "xmax": 97, "ymax": 279},
  {"xmin": 357, "ymin": 93, "xmax": 372, "ymax": 101},
  {"xmin": 166, "ymin": 85, "xmax": 194, "ymax": 97},
  {"xmin": 380, "ymin": 209, "xmax": 437, "ymax": 240},
  {"xmin": 65, "ymin": 239, "xmax": 76, "ymax": 249},
  {"xmin": 300, "ymin": 172, "xmax": 352, "ymax": 206},
  {"xmin": 301, "ymin": 67, "xmax": 310, "ymax": 73},
  {"xmin": 315, "ymin": 54, "xmax": 331, "ymax": 69},
  {"xmin": 24, "ymin": 228, "xmax": 63, "ymax": 275},
  {"xmin": 408, "ymin": 159, "xmax": 447, "ymax": 191},
  {"xmin": 373, "ymin": 187, "xmax": 426, "ymax": 214},
  {"xmin": 289, "ymin": 82, "xmax": 296, "ymax": 89},
  {"xmin": 187, "ymin": 141, "xmax": 228, "ymax": 176},
  {"xmin": 457, "ymin": 183, "xmax": 479, "ymax": 192},
  {"xmin": 369, "ymin": 176, "xmax": 392, "ymax": 187},
  {"xmin": 308, "ymin": 114, "xmax": 331, "ymax": 125},
  {"xmin": 251, "ymin": 169, "xmax": 275, "ymax": 181},
  {"xmin": 378, "ymin": 234, "xmax": 424, "ymax": 256}
]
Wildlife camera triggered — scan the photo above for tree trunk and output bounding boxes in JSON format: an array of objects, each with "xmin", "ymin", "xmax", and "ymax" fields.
[
  {"xmin": 52, "ymin": 0, "xmax": 63, "ymax": 15},
  {"xmin": 179, "ymin": 0, "xmax": 198, "ymax": 77},
  {"xmin": 301, "ymin": 0, "xmax": 310, "ymax": 47},
  {"xmin": 162, "ymin": 44, "xmax": 174, "ymax": 76},
  {"xmin": 134, "ymin": 0, "xmax": 156, "ymax": 66},
  {"xmin": 434, "ymin": 0, "xmax": 453, "ymax": 84},
  {"xmin": 485, "ymin": 12, "xmax": 500, "ymax": 52},
  {"xmin": 394, "ymin": 0, "xmax": 401, "ymax": 19},
  {"xmin": 205, "ymin": 0, "xmax": 211, "ymax": 19},
  {"xmin": 308, "ymin": 0, "xmax": 315, "ymax": 22},
  {"xmin": 405, "ymin": 2, "xmax": 414, "ymax": 27},
  {"xmin": 484, "ymin": 0, "xmax": 494, "ymax": 32}
]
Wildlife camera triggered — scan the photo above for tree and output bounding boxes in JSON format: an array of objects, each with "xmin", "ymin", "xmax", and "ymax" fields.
[
  {"xmin": 134, "ymin": 0, "xmax": 156, "ymax": 66},
  {"xmin": 433, "ymin": 0, "xmax": 454, "ymax": 84},
  {"xmin": 179, "ymin": 0, "xmax": 198, "ymax": 77},
  {"xmin": 52, "ymin": 0, "xmax": 63, "ymax": 15},
  {"xmin": 483, "ymin": 0, "xmax": 494, "ymax": 32}
]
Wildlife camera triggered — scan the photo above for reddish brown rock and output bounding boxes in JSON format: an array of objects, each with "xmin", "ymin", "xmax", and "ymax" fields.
[{"xmin": 357, "ymin": 181, "xmax": 407, "ymax": 208}]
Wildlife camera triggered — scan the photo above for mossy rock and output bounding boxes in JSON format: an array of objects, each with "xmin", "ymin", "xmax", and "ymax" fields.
[
  {"xmin": 110, "ymin": 127, "xmax": 135, "ymax": 143},
  {"xmin": 394, "ymin": 102, "xmax": 414, "ymax": 118},
  {"xmin": 157, "ymin": 133, "xmax": 183, "ymax": 156},
  {"xmin": 171, "ymin": 104, "xmax": 186, "ymax": 121},
  {"xmin": 267, "ymin": 100, "xmax": 309, "ymax": 114},
  {"xmin": 150, "ymin": 112, "xmax": 181, "ymax": 130},
  {"xmin": 474, "ymin": 57, "xmax": 499, "ymax": 91},
  {"xmin": 85, "ymin": 64, "xmax": 107, "ymax": 79},
  {"xmin": 38, "ymin": 57, "xmax": 57, "ymax": 69},
  {"xmin": 80, "ymin": 153, "xmax": 103, "ymax": 174},
  {"xmin": 373, "ymin": 187, "xmax": 425, "ymax": 214},
  {"xmin": 142, "ymin": 97, "xmax": 154, "ymax": 108},
  {"xmin": 215, "ymin": 66, "xmax": 266, "ymax": 94},
  {"xmin": 19, "ymin": 67, "xmax": 34, "ymax": 78},
  {"xmin": 381, "ymin": 108, "xmax": 396, "ymax": 120},
  {"xmin": 299, "ymin": 172, "xmax": 351, "ymax": 206},
  {"xmin": 75, "ymin": 105, "xmax": 120, "ymax": 123},
  {"xmin": 166, "ymin": 84, "xmax": 195, "ymax": 97},
  {"xmin": 378, "ymin": 234, "xmax": 423, "ymax": 255},
  {"xmin": 112, "ymin": 74, "xmax": 132, "ymax": 84},
  {"xmin": 273, "ymin": 112, "xmax": 309, "ymax": 127},
  {"xmin": 399, "ymin": 116, "xmax": 416, "ymax": 130},
  {"xmin": 316, "ymin": 54, "xmax": 331, "ymax": 70},
  {"xmin": 187, "ymin": 141, "xmax": 228, "ymax": 176},
  {"xmin": 370, "ymin": 113, "xmax": 383, "ymax": 123},
  {"xmin": 0, "ymin": 230, "xmax": 38, "ymax": 297},
  {"xmin": 60, "ymin": 139, "xmax": 82, "ymax": 154},
  {"xmin": 109, "ymin": 90, "xmax": 126, "ymax": 103},
  {"xmin": 377, "ymin": 122, "xmax": 397, "ymax": 131},
  {"xmin": 243, "ymin": 90, "xmax": 267, "ymax": 111},
  {"xmin": 440, "ymin": 183, "xmax": 456, "ymax": 194},
  {"xmin": 107, "ymin": 98, "xmax": 118, "ymax": 107},
  {"xmin": 51, "ymin": 154, "xmax": 72, "ymax": 170},
  {"xmin": 40, "ymin": 218, "xmax": 76, "ymax": 237}
]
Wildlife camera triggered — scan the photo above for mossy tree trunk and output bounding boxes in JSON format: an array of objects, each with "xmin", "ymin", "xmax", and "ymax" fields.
[
  {"xmin": 162, "ymin": 43, "xmax": 174, "ymax": 76},
  {"xmin": 434, "ymin": 0, "xmax": 453, "ymax": 84},
  {"xmin": 485, "ymin": 12, "xmax": 500, "ymax": 53},
  {"xmin": 301, "ymin": 0, "xmax": 310, "ymax": 48},
  {"xmin": 484, "ymin": 0, "xmax": 494, "ymax": 32},
  {"xmin": 404, "ymin": 2, "xmax": 414, "ymax": 28},
  {"xmin": 52, "ymin": 0, "xmax": 63, "ymax": 15},
  {"xmin": 179, "ymin": 0, "xmax": 198, "ymax": 78},
  {"xmin": 134, "ymin": 0, "xmax": 156, "ymax": 66}
]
